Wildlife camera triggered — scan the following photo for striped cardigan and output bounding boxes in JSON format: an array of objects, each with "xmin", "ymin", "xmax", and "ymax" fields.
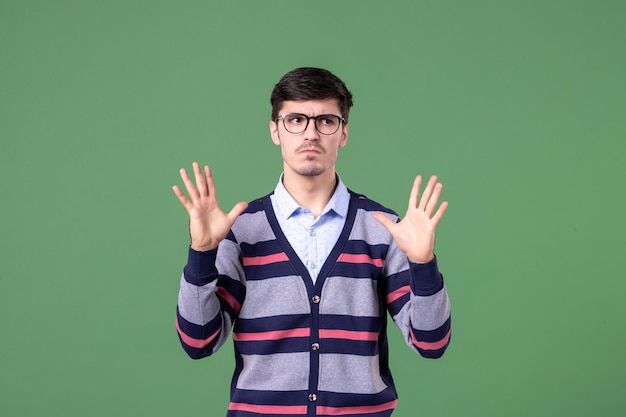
[{"xmin": 176, "ymin": 190, "xmax": 451, "ymax": 417}]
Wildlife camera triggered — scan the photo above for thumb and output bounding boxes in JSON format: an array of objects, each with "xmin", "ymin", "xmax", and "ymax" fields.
[
  {"xmin": 372, "ymin": 212, "xmax": 395, "ymax": 232},
  {"xmin": 227, "ymin": 201, "xmax": 249, "ymax": 222}
]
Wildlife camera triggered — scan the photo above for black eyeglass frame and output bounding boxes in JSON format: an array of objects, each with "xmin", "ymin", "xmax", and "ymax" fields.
[{"xmin": 275, "ymin": 113, "xmax": 346, "ymax": 135}]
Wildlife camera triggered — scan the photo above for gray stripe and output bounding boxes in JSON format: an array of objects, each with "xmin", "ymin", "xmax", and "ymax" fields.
[
  {"xmin": 320, "ymin": 276, "xmax": 381, "ymax": 317},
  {"xmin": 177, "ymin": 275, "xmax": 233, "ymax": 352},
  {"xmin": 239, "ymin": 276, "xmax": 311, "ymax": 319},
  {"xmin": 409, "ymin": 287, "xmax": 451, "ymax": 330},
  {"xmin": 177, "ymin": 275, "xmax": 220, "ymax": 326},
  {"xmin": 318, "ymin": 353, "xmax": 388, "ymax": 394},
  {"xmin": 381, "ymin": 238, "xmax": 410, "ymax": 277},
  {"xmin": 237, "ymin": 353, "xmax": 310, "ymax": 391},
  {"xmin": 232, "ymin": 211, "xmax": 275, "ymax": 245},
  {"xmin": 347, "ymin": 209, "xmax": 397, "ymax": 245},
  {"xmin": 216, "ymin": 239, "xmax": 245, "ymax": 283}
]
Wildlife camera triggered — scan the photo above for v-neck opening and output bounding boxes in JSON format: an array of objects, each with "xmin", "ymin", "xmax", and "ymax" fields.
[{"xmin": 261, "ymin": 191, "xmax": 361, "ymax": 296}]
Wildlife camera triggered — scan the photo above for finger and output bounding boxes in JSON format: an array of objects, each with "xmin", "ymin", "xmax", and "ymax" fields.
[
  {"xmin": 372, "ymin": 212, "xmax": 396, "ymax": 233},
  {"xmin": 418, "ymin": 175, "xmax": 438, "ymax": 211},
  {"xmin": 179, "ymin": 168, "xmax": 199, "ymax": 201},
  {"xmin": 226, "ymin": 201, "xmax": 249, "ymax": 222},
  {"xmin": 431, "ymin": 201, "xmax": 449, "ymax": 227},
  {"xmin": 172, "ymin": 185, "xmax": 192, "ymax": 210},
  {"xmin": 192, "ymin": 162, "xmax": 208, "ymax": 196},
  {"xmin": 424, "ymin": 182, "xmax": 443, "ymax": 218},
  {"xmin": 205, "ymin": 165, "xmax": 217, "ymax": 201},
  {"xmin": 408, "ymin": 175, "xmax": 422, "ymax": 210}
]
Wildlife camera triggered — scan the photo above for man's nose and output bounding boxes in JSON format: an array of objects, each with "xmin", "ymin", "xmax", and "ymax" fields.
[{"xmin": 303, "ymin": 118, "xmax": 320, "ymax": 140}]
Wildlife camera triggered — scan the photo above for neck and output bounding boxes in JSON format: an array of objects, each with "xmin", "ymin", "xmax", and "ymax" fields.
[{"xmin": 282, "ymin": 169, "xmax": 338, "ymax": 218}]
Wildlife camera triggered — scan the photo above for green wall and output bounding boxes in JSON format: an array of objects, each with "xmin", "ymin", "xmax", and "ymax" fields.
[{"xmin": 1, "ymin": 1, "xmax": 624, "ymax": 416}]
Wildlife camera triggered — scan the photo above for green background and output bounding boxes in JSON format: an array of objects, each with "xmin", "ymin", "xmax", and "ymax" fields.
[{"xmin": 1, "ymin": 1, "xmax": 624, "ymax": 416}]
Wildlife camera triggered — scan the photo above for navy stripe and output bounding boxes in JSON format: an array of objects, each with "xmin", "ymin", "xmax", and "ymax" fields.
[
  {"xmin": 317, "ymin": 386, "xmax": 398, "ymax": 407},
  {"xmin": 386, "ymin": 292, "xmax": 410, "ymax": 317},
  {"xmin": 230, "ymin": 388, "xmax": 309, "ymax": 406},
  {"xmin": 340, "ymin": 241, "xmax": 389, "ymax": 257},
  {"xmin": 382, "ymin": 270, "xmax": 412, "ymax": 293},
  {"xmin": 352, "ymin": 193, "xmax": 398, "ymax": 217},
  {"xmin": 411, "ymin": 317, "xmax": 451, "ymax": 344},
  {"xmin": 225, "ymin": 230, "xmax": 237, "ymax": 243},
  {"xmin": 320, "ymin": 315, "xmax": 382, "ymax": 332},
  {"xmin": 176, "ymin": 307, "xmax": 222, "ymax": 341},
  {"xmin": 332, "ymin": 263, "xmax": 383, "ymax": 279},
  {"xmin": 240, "ymin": 240, "xmax": 285, "ymax": 257},
  {"xmin": 319, "ymin": 339, "xmax": 379, "ymax": 356},
  {"xmin": 235, "ymin": 338, "xmax": 310, "ymax": 355},
  {"xmin": 207, "ymin": 275, "xmax": 245, "ymax": 321},
  {"xmin": 176, "ymin": 308, "xmax": 223, "ymax": 358},
  {"xmin": 240, "ymin": 197, "xmax": 268, "ymax": 215},
  {"xmin": 242, "ymin": 263, "xmax": 296, "ymax": 280}
]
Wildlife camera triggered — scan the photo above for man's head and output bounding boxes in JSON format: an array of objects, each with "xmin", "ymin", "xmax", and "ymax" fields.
[
  {"xmin": 270, "ymin": 67, "xmax": 353, "ymax": 122},
  {"xmin": 269, "ymin": 68, "xmax": 353, "ymax": 180}
]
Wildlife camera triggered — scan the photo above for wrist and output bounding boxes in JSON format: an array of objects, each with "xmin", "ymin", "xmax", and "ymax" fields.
[
  {"xmin": 190, "ymin": 243, "xmax": 217, "ymax": 252},
  {"xmin": 407, "ymin": 252, "xmax": 435, "ymax": 264}
]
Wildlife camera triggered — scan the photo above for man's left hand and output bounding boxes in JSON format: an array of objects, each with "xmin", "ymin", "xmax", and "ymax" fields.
[{"xmin": 372, "ymin": 175, "xmax": 448, "ymax": 263}]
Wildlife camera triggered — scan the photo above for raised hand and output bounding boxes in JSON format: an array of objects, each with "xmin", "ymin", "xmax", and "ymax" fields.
[
  {"xmin": 372, "ymin": 175, "xmax": 448, "ymax": 263},
  {"xmin": 172, "ymin": 162, "xmax": 248, "ymax": 252}
]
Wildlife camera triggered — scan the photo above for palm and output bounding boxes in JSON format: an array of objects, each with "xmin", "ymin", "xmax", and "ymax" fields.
[
  {"xmin": 373, "ymin": 175, "xmax": 448, "ymax": 263},
  {"xmin": 172, "ymin": 162, "xmax": 248, "ymax": 251}
]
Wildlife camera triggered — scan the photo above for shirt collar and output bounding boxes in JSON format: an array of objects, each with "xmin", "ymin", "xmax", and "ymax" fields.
[{"xmin": 272, "ymin": 173, "xmax": 350, "ymax": 220}]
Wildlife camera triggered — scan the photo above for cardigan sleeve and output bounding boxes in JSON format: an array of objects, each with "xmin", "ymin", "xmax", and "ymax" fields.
[
  {"xmin": 176, "ymin": 236, "xmax": 245, "ymax": 359},
  {"xmin": 384, "ymin": 239, "xmax": 451, "ymax": 359}
]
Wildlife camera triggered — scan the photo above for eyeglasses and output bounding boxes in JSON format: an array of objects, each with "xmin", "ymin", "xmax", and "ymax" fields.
[{"xmin": 276, "ymin": 113, "xmax": 345, "ymax": 135}]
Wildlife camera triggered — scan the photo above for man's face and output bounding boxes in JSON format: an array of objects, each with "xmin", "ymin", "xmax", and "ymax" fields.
[{"xmin": 270, "ymin": 99, "xmax": 349, "ymax": 178}]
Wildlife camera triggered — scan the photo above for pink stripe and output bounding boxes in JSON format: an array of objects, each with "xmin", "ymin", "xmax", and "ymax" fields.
[
  {"xmin": 233, "ymin": 327, "xmax": 310, "ymax": 342},
  {"xmin": 410, "ymin": 328, "xmax": 451, "ymax": 350},
  {"xmin": 386, "ymin": 285, "xmax": 410, "ymax": 304},
  {"xmin": 319, "ymin": 329, "xmax": 379, "ymax": 341},
  {"xmin": 243, "ymin": 252, "xmax": 289, "ymax": 266},
  {"xmin": 216, "ymin": 287, "xmax": 241, "ymax": 314},
  {"xmin": 229, "ymin": 402, "xmax": 307, "ymax": 415},
  {"xmin": 317, "ymin": 399, "xmax": 397, "ymax": 415},
  {"xmin": 336, "ymin": 253, "xmax": 384, "ymax": 267},
  {"xmin": 175, "ymin": 316, "xmax": 221, "ymax": 349}
]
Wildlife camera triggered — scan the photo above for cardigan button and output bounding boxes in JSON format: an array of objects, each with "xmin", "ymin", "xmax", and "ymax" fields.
[
  {"xmin": 312, "ymin": 295, "xmax": 321, "ymax": 303},
  {"xmin": 309, "ymin": 393, "xmax": 317, "ymax": 402},
  {"xmin": 311, "ymin": 343, "xmax": 320, "ymax": 351}
]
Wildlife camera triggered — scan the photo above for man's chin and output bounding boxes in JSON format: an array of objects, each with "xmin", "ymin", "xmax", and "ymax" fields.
[{"xmin": 294, "ymin": 164, "xmax": 326, "ymax": 177}]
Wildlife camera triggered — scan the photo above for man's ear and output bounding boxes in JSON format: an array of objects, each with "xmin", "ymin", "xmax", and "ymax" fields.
[
  {"xmin": 269, "ymin": 120, "xmax": 281, "ymax": 145},
  {"xmin": 339, "ymin": 123, "xmax": 349, "ymax": 148}
]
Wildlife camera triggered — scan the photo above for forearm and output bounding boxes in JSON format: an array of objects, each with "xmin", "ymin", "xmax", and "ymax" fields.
[
  {"xmin": 176, "ymin": 247, "xmax": 234, "ymax": 359},
  {"xmin": 407, "ymin": 257, "xmax": 451, "ymax": 358}
]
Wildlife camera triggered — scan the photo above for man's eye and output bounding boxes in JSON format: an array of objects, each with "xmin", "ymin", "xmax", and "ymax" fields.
[
  {"xmin": 320, "ymin": 116, "xmax": 337, "ymax": 126},
  {"xmin": 286, "ymin": 115, "xmax": 305, "ymax": 124}
]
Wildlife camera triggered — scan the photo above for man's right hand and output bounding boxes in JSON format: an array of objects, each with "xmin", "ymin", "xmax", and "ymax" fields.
[{"xmin": 172, "ymin": 162, "xmax": 248, "ymax": 252}]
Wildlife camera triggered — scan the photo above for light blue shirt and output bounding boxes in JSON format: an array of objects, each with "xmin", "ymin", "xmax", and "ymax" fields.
[{"xmin": 270, "ymin": 174, "xmax": 350, "ymax": 284}]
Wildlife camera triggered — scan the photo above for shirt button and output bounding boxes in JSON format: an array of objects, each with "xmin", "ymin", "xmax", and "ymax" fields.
[
  {"xmin": 311, "ymin": 343, "xmax": 320, "ymax": 351},
  {"xmin": 309, "ymin": 393, "xmax": 317, "ymax": 402},
  {"xmin": 312, "ymin": 295, "xmax": 321, "ymax": 303},
  {"xmin": 310, "ymin": 230, "xmax": 316, "ymax": 236},
  {"xmin": 310, "ymin": 262, "xmax": 317, "ymax": 269}
]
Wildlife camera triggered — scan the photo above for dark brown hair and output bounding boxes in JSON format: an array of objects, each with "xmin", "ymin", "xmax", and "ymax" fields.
[{"xmin": 270, "ymin": 67, "xmax": 354, "ymax": 122}]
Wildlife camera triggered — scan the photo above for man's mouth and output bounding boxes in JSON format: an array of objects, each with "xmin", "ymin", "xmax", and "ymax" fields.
[{"xmin": 298, "ymin": 146, "xmax": 323, "ymax": 154}]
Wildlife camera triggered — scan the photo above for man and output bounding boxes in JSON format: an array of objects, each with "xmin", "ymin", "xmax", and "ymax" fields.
[{"xmin": 172, "ymin": 67, "xmax": 451, "ymax": 417}]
